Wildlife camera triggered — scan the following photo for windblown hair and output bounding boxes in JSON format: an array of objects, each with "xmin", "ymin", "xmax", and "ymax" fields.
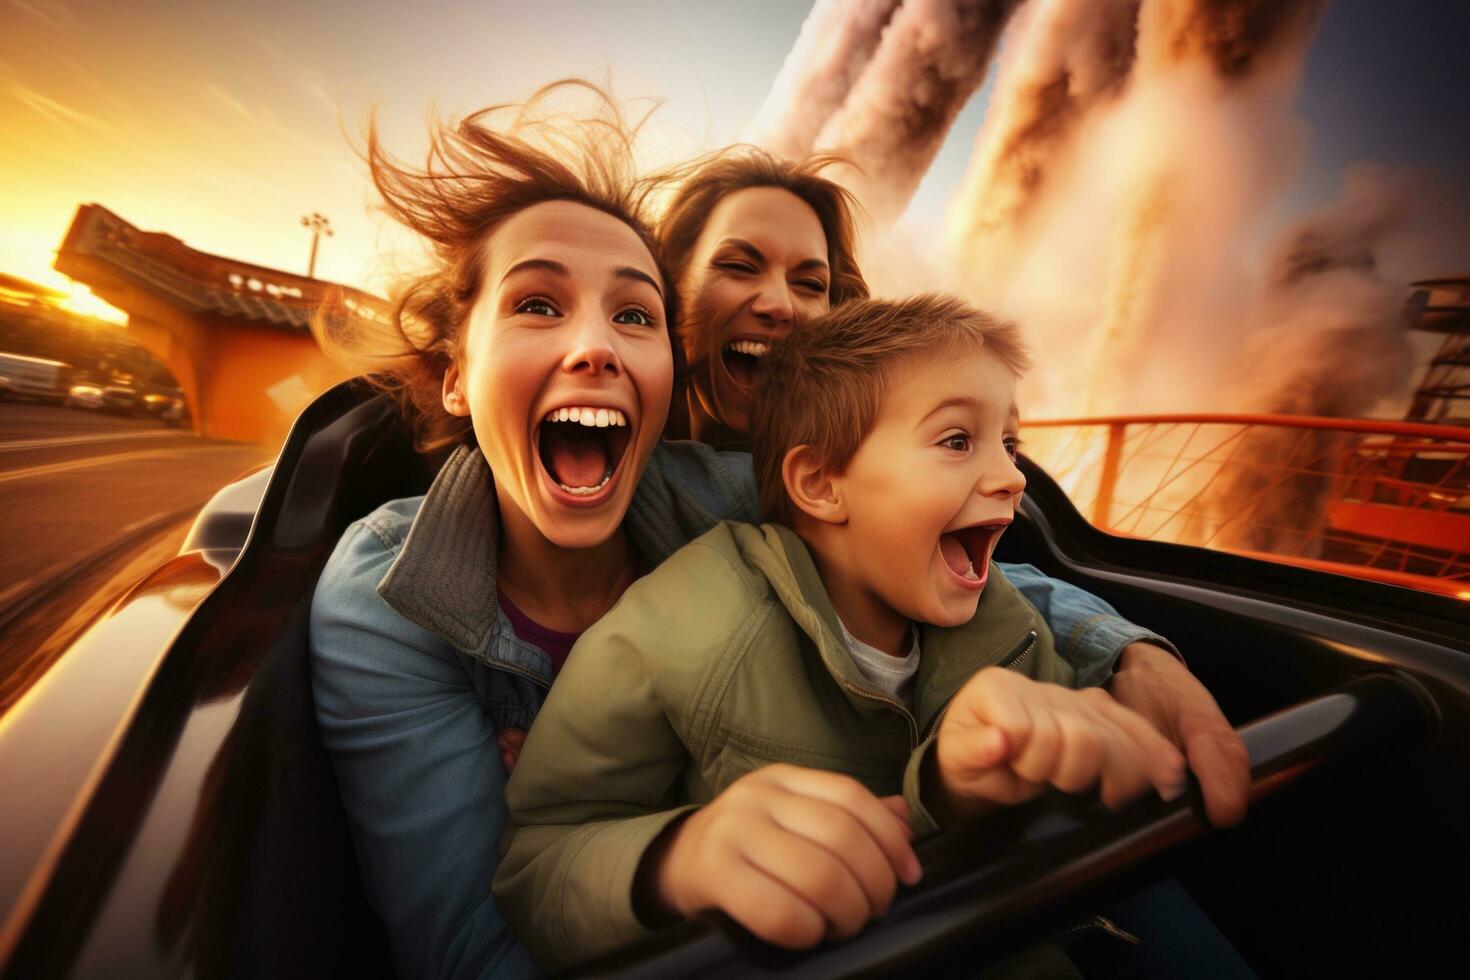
[
  {"xmin": 657, "ymin": 148, "xmax": 870, "ymax": 352},
  {"xmin": 314, "ymin": 80, "xmax": 677, "ymax": 454},
  {"xmin": 750, "ymin": 294, "xmax": 1031, "ymax": 524}
]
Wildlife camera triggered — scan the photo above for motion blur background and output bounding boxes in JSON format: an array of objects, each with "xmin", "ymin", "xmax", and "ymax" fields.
[{"xmin": 1, "ymin": 0, "xmax": 1467, "ymax": 709}]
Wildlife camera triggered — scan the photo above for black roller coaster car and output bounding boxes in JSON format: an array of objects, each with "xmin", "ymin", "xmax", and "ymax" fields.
[{"xmin": 1, "ymin": 381, "xmax": 1466, "ymax": 978}]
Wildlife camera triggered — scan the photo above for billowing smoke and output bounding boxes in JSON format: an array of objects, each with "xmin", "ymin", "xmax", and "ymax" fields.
[
  {"xmin": 941, "ymin": 0, "xmax": 1343, "ymax": 419},
  {"xmin": 819, "ymin": 0, "xmax": 1023, "ymax": 226},
  {"xmin": 1186, "ymin": 168, "xmax": 1417, "ymax": 556},
  {"xmin": 752, "ymin": 0, "xmax": 1024, "ymax": 228},
  {"xmin": 1141, "ymin": 0, "xmax": 1327, "ymax": 76},
  {"xmin": 747, "ymin": 0, "xmax": 904, "ymax": 161},
  {"xmin": 947, "ymin": 0, "xmax": 1141, "ymax": 288},
  {"xmin": 755, "ymin": 0, "xmax": 1450, "ymax": 426}
]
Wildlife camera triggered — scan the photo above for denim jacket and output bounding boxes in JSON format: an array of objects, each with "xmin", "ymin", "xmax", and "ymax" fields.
[{"xmin": 309, "ymin": 440, "xmax": 1176, "ymax": 979}]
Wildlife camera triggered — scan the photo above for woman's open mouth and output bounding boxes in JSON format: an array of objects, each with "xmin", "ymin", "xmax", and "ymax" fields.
[
  {"xmin": 535, "ymin": 405, "xmax": 633, "ymax": 505},
  {"xmin": 938, "ymin": 520, "xmax": 1011, "ymax": 590},
  {"xmin": 721, "ymin": 339, "xmax": 770, "ymax": 392}
]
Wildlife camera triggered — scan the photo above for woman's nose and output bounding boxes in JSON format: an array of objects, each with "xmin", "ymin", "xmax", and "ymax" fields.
[
  {"xmin": 750, "ymin": 277, "xmax": 794, "ymax": 328},
  {"xmin": 560, "ymin": 314, "xmax": 621, "ymax": 377}
]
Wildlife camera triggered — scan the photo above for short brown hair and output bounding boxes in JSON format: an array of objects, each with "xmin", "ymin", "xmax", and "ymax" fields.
[
  {"xmin": 315, "ymin": 80, "xmax": 676, "ymax": 455},
  {"xmin": 750, "ymin": 294, "xmax": 1031, "ymax": 524}
]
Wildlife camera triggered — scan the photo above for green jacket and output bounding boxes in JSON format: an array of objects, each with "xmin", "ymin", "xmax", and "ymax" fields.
[{"xmin": 494, "ymin": 520, "xmax": 1075, "ymax": 969}]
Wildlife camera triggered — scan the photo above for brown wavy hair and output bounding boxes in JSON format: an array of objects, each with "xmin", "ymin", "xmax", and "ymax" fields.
[
  {"xmin": 314, "ymin": 80, "xmax": 678, "ymax": 455},
  {"xmin": 658, "ymin": 148, "xmax": 869, "ymax": 309},
  {"xmin": 653, "ymin": 148, "xmax": 870, "ymax": 439}
]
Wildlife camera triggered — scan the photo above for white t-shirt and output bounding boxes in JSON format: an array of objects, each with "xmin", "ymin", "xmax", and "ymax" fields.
[{"xmin": 838, "ymin": 617, "xmax": 921, "ymax": 706}]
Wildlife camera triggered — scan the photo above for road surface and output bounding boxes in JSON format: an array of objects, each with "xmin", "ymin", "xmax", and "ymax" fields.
[{"xmin": 0, "ymin": 401, "xmax": 273, "ymax": 713}]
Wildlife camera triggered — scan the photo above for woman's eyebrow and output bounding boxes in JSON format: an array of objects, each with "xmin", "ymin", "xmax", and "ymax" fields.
[
  {"xmin": 718, "ymin": 238, "xmax": 765, "ymax": 264},
  {"xmin": 500, "ymin": 257, "xmax": 567, "ymax": 286},
  {"xmin": 720, "ymin": 238, "xmax": 828, "ymax": 274},
  {"xmin": 499, "ymin": 258, "xmax": 661, "ymax": 299},
  {"xmin": 616, "ymin": 266, "xmax": 663, "ymax": 298}
]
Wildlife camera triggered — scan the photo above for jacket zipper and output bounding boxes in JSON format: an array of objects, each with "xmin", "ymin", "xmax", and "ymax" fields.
[
  {"xmin": 837, "ymin": 679, "xmax": 919, "ymax": 745},
  {"xmin": 921, "ymin": 630, "xmax": 1037, "ymax": 743}
]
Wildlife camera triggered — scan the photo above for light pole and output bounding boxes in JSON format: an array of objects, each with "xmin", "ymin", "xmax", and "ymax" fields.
[{"xmin": 300, "ymin": 212, "xmax": 333, "ymax": 278}]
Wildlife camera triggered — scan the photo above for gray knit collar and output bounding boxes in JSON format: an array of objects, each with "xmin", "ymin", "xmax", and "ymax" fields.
[{"xmin": 375, "ymin": 441, "xmax": 721, "ymax": 663}]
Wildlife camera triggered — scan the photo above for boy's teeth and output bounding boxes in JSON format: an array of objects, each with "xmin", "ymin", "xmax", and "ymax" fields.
[
  {"xmin": 963, "ymin": 561, "xmax": 980, "ymax": 581},
  {"xmin": 542, "ymin": 407, "xmax": 628, "ymax": 427}
]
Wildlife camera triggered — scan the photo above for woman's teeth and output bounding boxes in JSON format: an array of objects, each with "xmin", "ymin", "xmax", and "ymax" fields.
[
  {"xmin": 726, "ymin": 340, "xmax": 770, "ymax": 358},
  {"xmin": 559, "ymin": 472, "xmax": 612, "ymax": 496},
  {"xmin": 542, "ymin": 406, "xmax": 628, "ymax": 427}
]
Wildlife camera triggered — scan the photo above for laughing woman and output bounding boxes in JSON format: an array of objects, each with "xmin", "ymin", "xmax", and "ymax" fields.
[{"xmin": 308, "ymin": 87, "xmax": 727, "ymax": 979}]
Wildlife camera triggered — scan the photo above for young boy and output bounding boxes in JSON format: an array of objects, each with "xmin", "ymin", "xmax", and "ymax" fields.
[{"xmin": 494, "ymin": 295, "xmax": 1187, "ymax": 969}]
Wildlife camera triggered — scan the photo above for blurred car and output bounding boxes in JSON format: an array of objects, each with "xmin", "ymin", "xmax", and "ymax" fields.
[
  {"xmin": 0, "ymin": 352, "xmax": 73, "ymax": 403},
  {"xmin": 0, "ymin": 382, "xmax": 1465, "ymax": 979},
  {"xmin": 99, "ymin": 385, "xmax": 142, "ymax": 416},
  {"xmin": 64, "ymin": 380, "xmax": 107, "ymax": 410},
  {"xmin": 140, "ymin": 389, "xmax": 188, "ymax": 425}
]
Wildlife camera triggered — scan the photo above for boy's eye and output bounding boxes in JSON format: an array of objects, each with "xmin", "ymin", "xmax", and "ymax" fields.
[
  {"xmin": 516, "ymin": 297, "xmax": 559, "ymax": 317},
  {"xmin": 941, "ymin": 434, "xmax": 970, "ymax": 453},
  {"xmin": 1004, "ymin": 436, "xmax": 1023, "ymax": 462},
  {"xmin": 613, "ymin": 307, "xmax": 656, "ymax": 327}
]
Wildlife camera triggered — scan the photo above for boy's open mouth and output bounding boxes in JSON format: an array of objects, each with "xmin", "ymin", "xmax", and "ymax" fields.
[
  {"xmin": 721, "ymin": 338, "xmax": 770, "ymax": 392},
  {"xmin": 536, "ymin": 405, "xmax": 633, "ymax": 499},
  {"xmin": 939, "ymin": 520, "xmax": 1011, "ymax": 585}
]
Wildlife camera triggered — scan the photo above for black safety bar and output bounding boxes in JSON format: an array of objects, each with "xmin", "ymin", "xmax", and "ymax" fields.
[{"xmin": 572, "ymin": 671, "xmax": 1438, "ymax": 978}]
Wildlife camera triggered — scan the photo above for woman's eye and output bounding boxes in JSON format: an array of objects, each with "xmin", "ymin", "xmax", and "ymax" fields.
[
  {"xmin": 1004, "ymin": 437, "xmax": 1023, "ymax": 461},
  {"xmin": 941, "ymin": 434, "xmax": 971, "ymax": 453},
  {"xmin": 795, "ymin": 279, "xmax": 828, "ymax": 295},
  {"xmin": 515, "ymin": 297, "xmax": 559, "ymax": 317},
  {"xmin": 613, "ymin": 307, "xmax": 656, "ymax": 327},
  {"xmin": 716, "ymin": 261, "xmax": 757, "ymax": 275}
]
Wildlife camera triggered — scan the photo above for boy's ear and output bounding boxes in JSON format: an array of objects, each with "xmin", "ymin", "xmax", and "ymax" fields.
[
  {"xmin": 782, "ymin": 445, "xmax": 847, "ymax": 525},
  {"xmin": 442, "ymin": 363, "xmax": 469, "ymax": 417}
]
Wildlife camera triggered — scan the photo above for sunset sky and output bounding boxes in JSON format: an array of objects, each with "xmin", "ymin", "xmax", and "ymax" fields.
[{"xmin": 2, "ymin": 0, "xmax": 1466, "ymax": 322}]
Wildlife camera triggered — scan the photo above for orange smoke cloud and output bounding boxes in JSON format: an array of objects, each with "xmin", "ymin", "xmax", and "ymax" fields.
[
  {"xmin": 947, "ymin": 0, "xmax": 1142, "ymax": 284},
  {"xmin": 943, "ymin": 0, "xmax": 1344, "ymax": 420},
  {"xmin": 752, "ymin": 0, "xmax": 1024, "ymax": 228}
]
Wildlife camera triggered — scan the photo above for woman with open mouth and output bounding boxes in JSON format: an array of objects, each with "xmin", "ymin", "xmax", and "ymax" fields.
[
  {"xmin": 309, "ymin": 84, "xmax": 744, "ymax": 979},
  {"xmin": 310, "ymin": 89, "xmax": 1246, "ymax": 979}
]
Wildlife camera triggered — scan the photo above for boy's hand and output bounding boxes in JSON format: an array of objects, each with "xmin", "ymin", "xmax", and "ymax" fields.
[
  {"xmin": 646, "ymin": 764, "xmax": 922, "ymax": 948},
  {"xmin": 1107, "ymin": 642, "xmax": 1250, "ymax": 827},
  {"xmin": 933, "ymin": 668, "xmax": 1187, "ymax": 819}
]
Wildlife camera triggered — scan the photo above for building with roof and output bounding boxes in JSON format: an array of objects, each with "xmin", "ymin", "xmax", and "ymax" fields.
[{"xmin": 54, "ymin": 204, "xmax": 382, "ymax": 444}]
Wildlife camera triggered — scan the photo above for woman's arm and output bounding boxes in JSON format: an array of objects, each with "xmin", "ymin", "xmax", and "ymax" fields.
[
  {"xmin": 310, "ymin": 518, "xmax": 538, "ymax": 980},
  {"xmin": 996, "ymin": 562, "xmax": 1181, "ymax": 687}
]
